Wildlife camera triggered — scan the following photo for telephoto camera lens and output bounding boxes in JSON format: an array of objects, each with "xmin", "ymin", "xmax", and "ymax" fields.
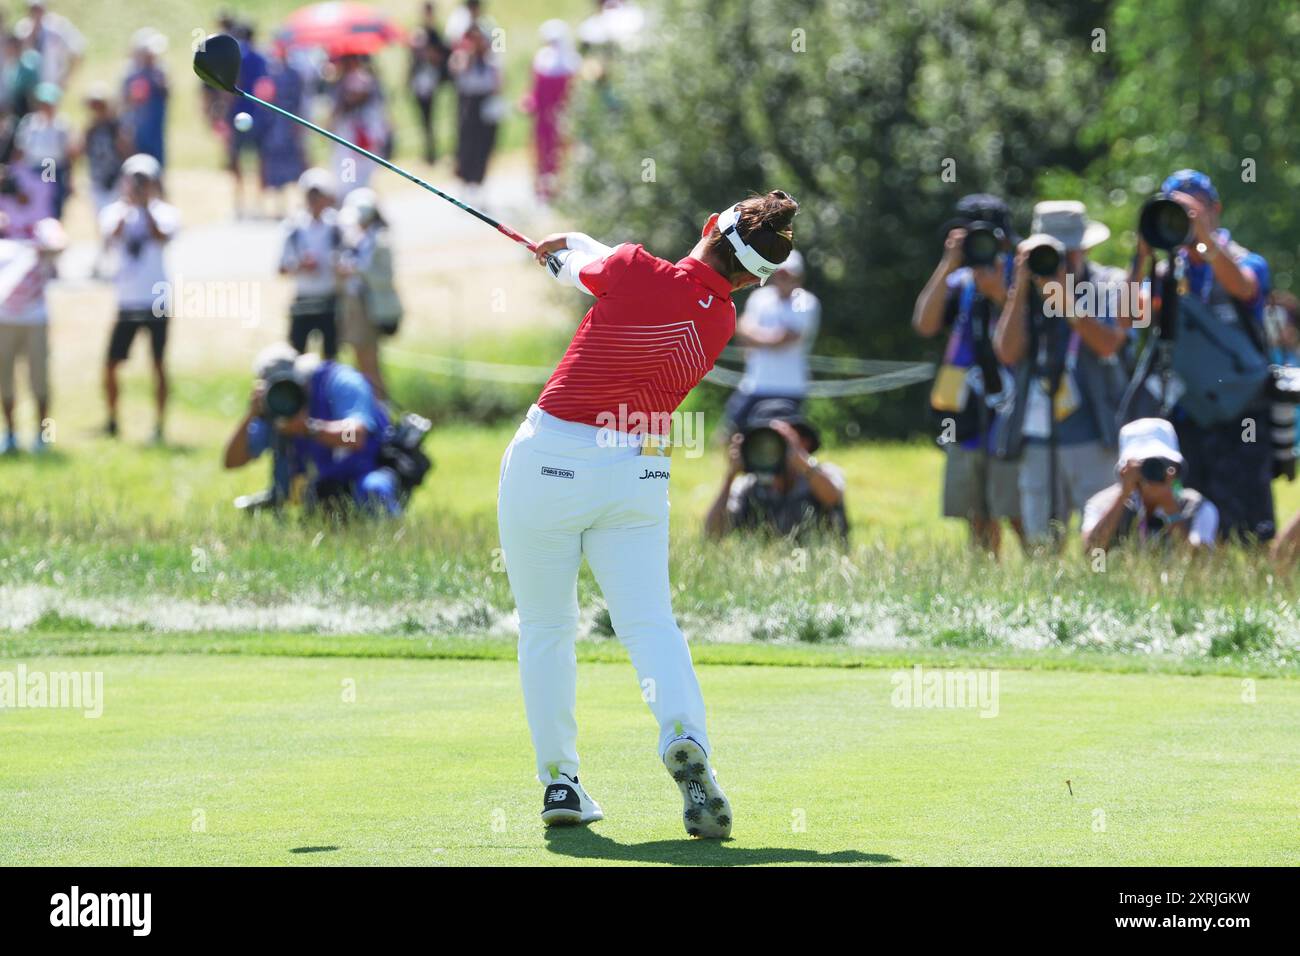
[
  {"xmin": 1139, "ymin": 194, "xmax": 1192, "ymax": 251},
  {"xmin": 1027, "ymin": 243, "xmax": 1062, "ymax": 278},
  {"xmin": 739, "ymin": 426, "xmax": 788, "ymax": 477},
  {"xmin": 961, "ymin": 223, "xmax": 1001, "ymax": 267},
  {"xmin": 263, "ymin": 375, "xmax": 306, "ymax": 420}
]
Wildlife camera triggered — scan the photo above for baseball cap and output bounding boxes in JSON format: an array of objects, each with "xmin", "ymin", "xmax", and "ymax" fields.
[
  {"xmin": 33, "ymin": 82, "xmax": 60, "ymax": 106},
  {"xmin": 747, "ymin": 398, "xmax": 821, "ymax": 453},
  {"xmin": 121, "ymin": 153, "xmax": 162, "ymax": 180},
  {"xmin": 775, "ymin": 249, "xmax": 804, "ymax": 278},
  {"xmin": 297, "ymin": 168, "xmax": 336, "ymax": 197},
  {"xmin": 943, "ymin": 193, "xmax": 1020, "ymax": 245},
  {"xmin": 1118, "ymin": 418, "xmax": 1183, "ymax": 469},
  {"xmin": 32, "ymin": 217, "xmax": 66, "ymax": 252},
  {"xmin": 1161, "ymin": 169, "xmax": 1219, "ymax": 204}
]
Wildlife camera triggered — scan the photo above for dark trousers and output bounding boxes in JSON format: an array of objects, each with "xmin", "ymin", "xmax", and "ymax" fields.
[
  {"xmin": 1176, "ymin": 412, "xmax": 1275, "ymax": 542},
  {"xmin": 415, "ymin": 94, "xmax": 437, "ymax": 162},
  {"xmin": 290, "ymin": 300, "xmax": 338, "ymax": 360}
]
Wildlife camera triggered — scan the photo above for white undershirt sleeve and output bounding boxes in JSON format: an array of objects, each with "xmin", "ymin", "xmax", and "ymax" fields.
[{"xmin": 549, "ymin": 233, "xmax": 616, "ymax": 295}]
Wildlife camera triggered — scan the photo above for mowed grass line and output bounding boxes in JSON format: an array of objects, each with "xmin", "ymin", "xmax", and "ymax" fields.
[
  {"xmin": 2, "ymin": 630, "xmax": 1294, "ymax": 679},
  {"xmin": 0, "ymin": 655, "xmax": 1295, "ymax": 866}
]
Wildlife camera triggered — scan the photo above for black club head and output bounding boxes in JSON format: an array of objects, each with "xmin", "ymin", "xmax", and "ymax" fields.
[{"xmin": 193, "ymin": 33, "xmax": 242, "ymax": 94}]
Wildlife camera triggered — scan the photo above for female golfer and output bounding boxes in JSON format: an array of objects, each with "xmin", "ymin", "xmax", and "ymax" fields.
[{"xmin": 497, "ymin": 190, "xmax": 799, "ymax": 838}]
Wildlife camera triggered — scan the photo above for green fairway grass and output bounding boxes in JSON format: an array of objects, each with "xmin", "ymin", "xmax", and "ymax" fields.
[{"xmin": 2, "ymin": 653, "xmax": 1295, "ymax": 866}]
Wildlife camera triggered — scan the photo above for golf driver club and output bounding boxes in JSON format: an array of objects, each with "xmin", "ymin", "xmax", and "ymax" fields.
[{"xmin": 193, "ymin": 33, "xmax": 557, "ymax": 269}]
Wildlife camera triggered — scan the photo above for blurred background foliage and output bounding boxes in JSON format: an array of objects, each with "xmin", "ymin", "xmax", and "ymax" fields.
[{"xmin": 564, "ymin": 0, "xmax": 1300, "ymax": 438}]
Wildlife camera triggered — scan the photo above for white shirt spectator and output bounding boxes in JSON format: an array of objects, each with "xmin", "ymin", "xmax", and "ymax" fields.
[
  {"xmin": 14, "ymin": 10, "xmax": 84, "ymax": 85},
  {"xmin": 14, "ymin": 110, "xmax": 71, "ymax": 165},
  {"xmin": 99, "ymin": 198, "xmax": 179, "ymax": 312},
  {"xmin": 280, "ymin": 208, "xmax": 341, "ymax": 299},
  {"xmin": 0, "ymin": 239, "xmax": 51, "ymax": 324},
  {"xmin": 738, "ymin": 285, "xmax": 821, "ymax": 396}
]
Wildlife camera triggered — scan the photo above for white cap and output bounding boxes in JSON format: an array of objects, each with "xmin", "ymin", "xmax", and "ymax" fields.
[
  {"xmin": 121, "ymin": 152, "xmax": 162, "ymax": 180},
  {"xmin": 1118, "ymin": 417, "xmax": 1183, "ymax": 467},
  {"xmin": 132, "ymin": 27, "xmax": 167, "ymax": 56},
  {"xmin": 298, "ymin": 167, "xmax": 336, "ymax": 197},
  {"xmin": 775, "ymin": 249, "xmax": 804, "ymax": 277},
  {"xmin": 342, "ymin": 186, "xmax": 379, "ymax": 216},
  {"xmin": 32, "ymin": 217, "xmax": 66, "ymax": 252}
]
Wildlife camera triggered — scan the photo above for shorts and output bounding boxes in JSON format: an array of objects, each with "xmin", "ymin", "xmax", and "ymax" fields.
[
  {"xmin": 340, "ymin": 294, "xmax": 379, "ymax": 350},
  {"xmin": 1018, "ymin": 441, "xmax": 1117, "ymax": 542},
  {"xmin": 289, "ymin": 297, "xmax": 339, "ymax": 359},
  {"xmin": 107, "ymin": 309, "xmax": 168, "ymax": 364},
  {"xmin": 943, "ymin": 443, "xmax": 1021, "ymax": 521},
  {"xmin": 0, "ymin": 322, "xmax": 49, "ymax": 403}
]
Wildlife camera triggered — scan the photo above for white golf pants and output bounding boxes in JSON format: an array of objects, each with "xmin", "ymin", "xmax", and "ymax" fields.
[{"xmin": 497, "ymin": 405, "xmax": 710, "ymax": 782}]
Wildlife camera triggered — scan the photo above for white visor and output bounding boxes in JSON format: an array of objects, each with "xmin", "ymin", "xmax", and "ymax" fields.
[{"xmin": 717, "ymin": 203, "xmax": 786, "ymax": 285}]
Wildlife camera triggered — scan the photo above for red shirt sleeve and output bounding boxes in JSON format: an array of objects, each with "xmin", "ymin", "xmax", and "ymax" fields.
[{"xmin": 577, "ymin": 242, "xmax": 640, "ymax": 297}]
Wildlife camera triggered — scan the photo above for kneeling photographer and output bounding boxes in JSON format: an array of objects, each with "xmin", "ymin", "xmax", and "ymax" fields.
[
  {"xmin": 705, "ymin": 398, "xmax": 847, "ymax": 543},
  {"xmin": 223, "ymin": 344, "xmax": 429, "ymax": 517},
  {"xmin": 1081, "ymin": 418, "xmax": 1219, "ymax": 552}
]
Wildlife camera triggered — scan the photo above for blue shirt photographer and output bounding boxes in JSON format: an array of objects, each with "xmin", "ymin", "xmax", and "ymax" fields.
[{"xmin": 245, "ymin": 360, "xmax": 400, "ymax": 514}]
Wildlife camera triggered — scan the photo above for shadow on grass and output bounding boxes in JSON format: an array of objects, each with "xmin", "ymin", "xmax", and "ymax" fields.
[
  {"xmin": 544, "ymin": 828, "xmax": 896, "ymax": 866},
  {"xmin": 289, "ymin": 845, "xmax": 340, "ymax": 854}
]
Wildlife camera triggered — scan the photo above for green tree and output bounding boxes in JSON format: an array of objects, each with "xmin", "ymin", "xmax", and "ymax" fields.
[{"xmin": 1058, "ymin": 0, "xmax": 1300, "ymax": 290}]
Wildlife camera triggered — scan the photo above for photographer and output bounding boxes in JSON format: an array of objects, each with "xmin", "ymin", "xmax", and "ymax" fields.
[
  {"xmin": 100, "ymin": 153, "xmax": 178, "ymax": 443},
  {"xmin": 913, "ymin": 193, "xmax": 1024, "ymax": 557},
  {"xmin": 1129, "ymin": 170, "xmax": 1274, "ymax": 543},
  {"xmin": 1081, "ymin": 418, "xmax": 1219, "ymax": 553},
  {"xmin": 223, "ymin": 343, "xmax": 402, "ymax": 516},
  {"xmin": 705, "ymin": 399, "xmax": 847, "ymax": 542},
  {"xmin": 994, "ymin": 201, "xmax": 1130, "ymax": 548}
]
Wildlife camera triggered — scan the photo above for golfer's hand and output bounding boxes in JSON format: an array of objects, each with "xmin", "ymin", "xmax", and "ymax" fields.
[
  {"xmin": 533, "ymin": 234, "xmax": 570, "ymax": 266},
  {"xmin": 249, "ymin": 382, "xmax": 267, "ymax": 417}
]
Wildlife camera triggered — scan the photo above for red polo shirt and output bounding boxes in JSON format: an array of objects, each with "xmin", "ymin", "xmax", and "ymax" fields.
[{"xmin": 537, "ymin": 243, "xmax": 736, "ymax": 433}]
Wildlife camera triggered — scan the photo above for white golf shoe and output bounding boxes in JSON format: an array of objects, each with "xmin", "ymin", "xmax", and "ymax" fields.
[
  {"xmin": 540, "ymin": 771, "xmax": 604, "ymax": 827},
  {"xmin": 663, "ymin": 735, "xmax": 732, "ymax": 839}
]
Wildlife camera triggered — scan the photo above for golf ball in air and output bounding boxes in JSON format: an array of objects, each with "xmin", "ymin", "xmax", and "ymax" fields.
[{"xmin": 233, "ymin": 112, "xmax": 253, "ymax": 133}]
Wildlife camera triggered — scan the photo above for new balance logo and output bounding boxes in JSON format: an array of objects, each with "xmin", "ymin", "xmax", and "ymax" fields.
[
  {"xmin": 639, "ymin": 469, "xmax": 670, "ymax": 479},
  {"xmin": 687, "ymin": 780, "xmax": 707, "ymax": 804},
  {"xmin": 541, "ymin": 467, "xmax": 575, "ymax": 479},
  {"xmin": 546, "ymin": 788, "xmax": 572, "ymax": 803}
]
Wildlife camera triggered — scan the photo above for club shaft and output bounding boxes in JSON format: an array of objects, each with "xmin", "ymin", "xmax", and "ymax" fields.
[{"xmin": 238, "ymin": 89, "xmax": 540, "ymax": 254}]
